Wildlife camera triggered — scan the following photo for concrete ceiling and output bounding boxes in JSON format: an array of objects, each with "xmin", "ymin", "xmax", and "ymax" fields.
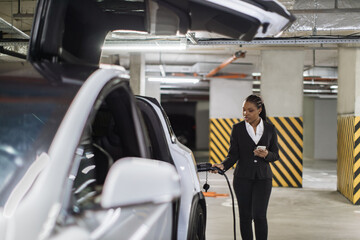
[{"xmin": 1, "ymin": 0, "xmax": 360, "ymax": 100}]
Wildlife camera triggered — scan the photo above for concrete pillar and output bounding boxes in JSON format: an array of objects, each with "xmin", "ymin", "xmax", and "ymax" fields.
[
  {"xmin": 129, "ymin": 53, "xmax": 145, "ymax": 96},
  {"xmin": 210, "ymin": 79, "xmax": 252, "ymax": 119},
  {"xmin": 337, "ymin": 47, "xmax": 360, "ymax": 205},
  {"xmin": 338, "ymin": 48, "xmax": 360, "ymax": 115},
  {"xmin": 144, "ymin": 80, "xmax": 161, "ymax": 103},
  {"xmin": 260, "ymin": 49, "xmax": 305, "ymax": 188},
  {"xmin": 209, "ymin": 78, "xmax": 252, "ymax": 164},
  {"xmin": 261, "ymin": 50, "xmax": 304, "ymax": 117}
]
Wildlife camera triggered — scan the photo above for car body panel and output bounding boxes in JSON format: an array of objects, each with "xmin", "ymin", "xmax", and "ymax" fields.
[
  {"xmin": 51, "ymin": 158, "xmax": 180, "ymax": 240},
  {"xmin": 199, "ymin": 0, "xmax": 294, "ymax": 38},
  {"xmin": 136, "ymin": 96, "xmax": 203, "ymax": 240}
]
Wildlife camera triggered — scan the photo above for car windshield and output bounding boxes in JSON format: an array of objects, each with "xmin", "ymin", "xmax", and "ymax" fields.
[{"xmin": 0, "ymin": 75, "xmax": 80, "ymax": 206}]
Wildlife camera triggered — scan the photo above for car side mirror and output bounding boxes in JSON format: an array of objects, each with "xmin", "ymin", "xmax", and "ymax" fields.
[{"xmin": 101, "ymin": 157, "xmax": 181, "ymax": 208}]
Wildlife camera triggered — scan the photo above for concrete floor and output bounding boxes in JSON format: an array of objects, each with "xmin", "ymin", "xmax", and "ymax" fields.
[{"xmin": 197, "ymin": 159, "xmax": 360, "ymax": 240}]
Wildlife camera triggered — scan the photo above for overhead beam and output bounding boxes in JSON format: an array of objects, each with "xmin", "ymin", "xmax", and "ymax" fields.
[
  {"xmin": 197, "ymin": 38, "xmax": 360, "ymax": 45},
  {"xmin": 290, "ymin": 8, "xmax": 360, "ymax": 14}
]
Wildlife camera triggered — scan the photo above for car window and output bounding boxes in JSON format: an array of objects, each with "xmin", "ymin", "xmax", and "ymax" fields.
[
  {"xmin": 0, "ymin": 102, "xmax": 66, "ymax": 204},
  {"xmin": 0, "ymin": 77, "xmax": 79, "ymax": 206},
  {"xmin": 63, "ymin": 80, "xmax": 150, "ymax": 214},
  {"xmin": 136, "ymin": 98, "xmax": 174, "ymax": 164}
]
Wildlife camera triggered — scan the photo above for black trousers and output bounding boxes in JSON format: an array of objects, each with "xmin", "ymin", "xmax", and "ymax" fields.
[{"xmin": 233, "ymin": 177, "xmax": 272, "ymax": 240}]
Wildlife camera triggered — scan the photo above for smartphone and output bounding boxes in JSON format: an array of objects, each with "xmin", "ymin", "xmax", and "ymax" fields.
[{"xmin": 256, "ymin": 146, "xmax": 266, "ymax": 150}]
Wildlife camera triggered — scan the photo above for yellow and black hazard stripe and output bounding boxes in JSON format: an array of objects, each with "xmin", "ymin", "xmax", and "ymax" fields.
[
  {"xmin": 209, "ymin": 118, "xmax": 241, "ymax": 164},
  {"xmin": 268, "ymin": 117, "xmax": 303, "ymax": 188},
  {"xmin": 354, "ymin": 117, "xmax": 360, "ymax": 205},
  {"xmin": 337, "ymin": 116, "xmax": 360, "ymax": 205},
  {"xmin": 337, "ymin": 116, "xmax": 355, "ymax": 203},
  {"xmin": 209, "ymin": 117, "xmax": 303, "ymax": 188}
]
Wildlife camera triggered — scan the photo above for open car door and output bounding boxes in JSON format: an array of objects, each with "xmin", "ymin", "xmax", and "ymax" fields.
[
  {"xmin": 154, "ymin": 0, "xmax": 295, "ymax": 39},
  {"xmin": 29, "ymin": 0, "xmax": 295, "ymax": 66}
]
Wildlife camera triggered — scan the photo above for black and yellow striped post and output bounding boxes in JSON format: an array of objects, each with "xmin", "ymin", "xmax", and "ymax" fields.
[
  {"xmin": 210, "ymin": 117, "xmax": 303, "ymax": 187},
  {"xmin": 337, "ymin": 116, "xmax": 360, "ymax": 205},
  {"xmin": 268, "ymin": 117, "xmax": 303, "ymax": 187},
  {"xmin": 210, "ymin": 118, "xmax": 241, "ymax": 165}
]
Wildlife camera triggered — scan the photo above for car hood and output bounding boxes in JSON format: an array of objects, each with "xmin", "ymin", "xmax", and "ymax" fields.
[{"xmin": 28, "ymin": 0, "xmax": 295, "ymax": 67}]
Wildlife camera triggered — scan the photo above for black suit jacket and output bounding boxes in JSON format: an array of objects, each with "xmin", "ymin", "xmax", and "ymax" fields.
[{"xmin": 222, "ymin": 120, "xmax": 279, "ymax": 179}]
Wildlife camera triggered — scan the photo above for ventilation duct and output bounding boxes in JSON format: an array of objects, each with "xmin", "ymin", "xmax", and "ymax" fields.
[{"xmin": 284, "ymin": 0, "xmax": 360, "ymax": 36}]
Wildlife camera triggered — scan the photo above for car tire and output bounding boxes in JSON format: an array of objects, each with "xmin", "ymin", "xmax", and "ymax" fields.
[{"xmin": 188, "ymin": 204, "xmax": 206, "ymax": 240}]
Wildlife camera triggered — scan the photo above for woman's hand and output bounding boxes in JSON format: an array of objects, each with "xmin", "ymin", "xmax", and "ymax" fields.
[
  {"xmin": 210, "ymin": 163, "xmax": 224, "ymax": 174},
  {"xmin": 254, "ymin": 148, "xmax": 268, "ymax": 158}
]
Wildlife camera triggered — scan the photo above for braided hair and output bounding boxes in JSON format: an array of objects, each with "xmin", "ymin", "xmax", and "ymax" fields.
[{"xmin": 245, "ymin": 95, "xmax": 267, "ymax": 121}]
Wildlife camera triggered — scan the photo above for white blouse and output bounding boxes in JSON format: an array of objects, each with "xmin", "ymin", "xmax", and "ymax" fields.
[{"xmin": 245, "ymin": 118, "xmax": 264, "ymax": 144}]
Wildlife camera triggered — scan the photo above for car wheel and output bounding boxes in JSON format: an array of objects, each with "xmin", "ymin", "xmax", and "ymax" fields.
[{"xmin": 189, "ymin": 204, "xmax": 206, "ymax": 240}]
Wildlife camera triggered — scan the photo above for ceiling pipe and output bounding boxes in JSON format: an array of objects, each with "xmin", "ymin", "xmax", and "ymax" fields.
[
  {"xmin": 206, "ymin": 51, "xmax": 246, "ymax": 78},
  {"xmin": 284, "ymin": 0, "xmax": 360, "ymax": 37},
  {"xmin": 290, "ymin": 8, "xmax": 360, "ymax": 14},
  {"xmin": 252, "ymin": 76, "xmax": 337, "ymax": 83},
  {"xmin": 210, "ymin": 74, "xmax": 248, "ymax": 79}
]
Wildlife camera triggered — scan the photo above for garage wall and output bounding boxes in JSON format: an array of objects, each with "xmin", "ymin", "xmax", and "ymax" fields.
[
  {"xmin": 303, "ymin": 96, "xmax": 315, "ymax": 159},
  {"xmin": 314, "ymin": 98, "xmax": 337, "ymax": 160}
]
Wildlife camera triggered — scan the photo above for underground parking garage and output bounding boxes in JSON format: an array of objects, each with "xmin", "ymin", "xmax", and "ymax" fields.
[{"xmin": 1, "ymin": 0, "xmax": 360, "ymax": 239}]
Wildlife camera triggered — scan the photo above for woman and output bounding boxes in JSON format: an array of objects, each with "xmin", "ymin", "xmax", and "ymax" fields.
[{"xmin": 213, "ymin": 94, "xmax": 279, "ymax": 240}]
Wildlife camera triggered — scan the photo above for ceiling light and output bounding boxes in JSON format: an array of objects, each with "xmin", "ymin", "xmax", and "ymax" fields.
[
  {"xmin": 303, "ymin": 89, "xmax": 336, "ymax": 93},
  {"xmin": 112, "ymin": 30, "xmax": 148, "ymax": 34},
  {"xmin": 102, "ymin": 44, "xmax": 186, "ymax": 51},
  {"xmin": 148, "ymin": 77, "xmax": 200, "ymax": 84}
]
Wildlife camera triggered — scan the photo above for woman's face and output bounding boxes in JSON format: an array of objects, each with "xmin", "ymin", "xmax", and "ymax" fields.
[{"xmin": 243, "ymin": 101, "xmax": 261, "ymax": 124}]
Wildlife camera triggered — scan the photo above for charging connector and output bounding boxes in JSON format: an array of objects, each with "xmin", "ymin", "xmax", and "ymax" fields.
[
  {"xmin": 196, "ymin": 162, "xmax": 237, "ymax": 240},
  {"xmin": 197, "ymin": 162, "xmax": 224, "ymax": 175}
]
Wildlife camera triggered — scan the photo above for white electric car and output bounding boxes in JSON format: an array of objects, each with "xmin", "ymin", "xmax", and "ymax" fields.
[
  {"xmin": 0, "ymin": 65, "xmax": 206, "ymax": 240},
  {"xmin": 0, "ymin": 67, "xmax": 185, "ymax": 240},
  {"xmin": 0, "ymin": 0, "xmax": 295, "ymax": 239}
]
